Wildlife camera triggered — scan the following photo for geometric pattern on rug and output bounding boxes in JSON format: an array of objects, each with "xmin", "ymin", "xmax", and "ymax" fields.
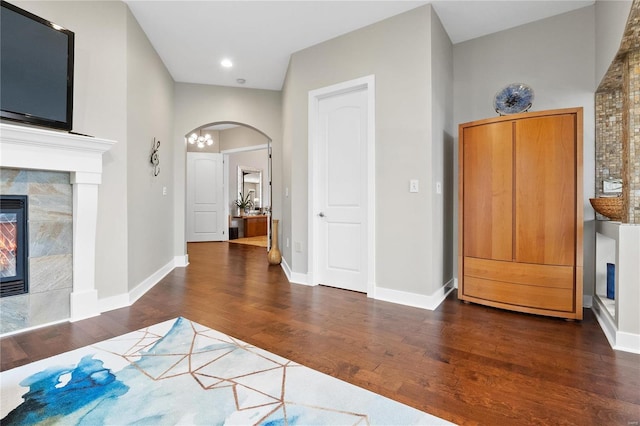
[{"xmin": 0, "ymin": 317, "xmax": 453, "ymax": 425}]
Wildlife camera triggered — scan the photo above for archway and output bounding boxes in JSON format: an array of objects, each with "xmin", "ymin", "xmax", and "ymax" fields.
[{"xmin": 184, "ymin": 121, "xmax": 273, "ymax": 250}]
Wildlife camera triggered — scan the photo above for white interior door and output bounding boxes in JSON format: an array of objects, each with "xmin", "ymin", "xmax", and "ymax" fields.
[
  {"xmin": 315, "ymin": 87, "xmax": 369, "ymax": 293},
  {"xmin": 187, "ymin": 152, "xmax": 226, "ymax": 242}
]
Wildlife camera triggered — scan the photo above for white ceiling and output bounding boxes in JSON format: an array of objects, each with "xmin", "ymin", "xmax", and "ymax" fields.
[{"xmin": 125, "ymin": 0, "xmax": 594, "ymax": 91}]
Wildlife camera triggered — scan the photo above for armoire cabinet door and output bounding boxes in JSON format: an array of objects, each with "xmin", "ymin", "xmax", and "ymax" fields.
[
  {"xmin": 463, "ymin": 121, "xmax": 513, "ymax": 262},
  {"xmin": 514, "ymin": 114, "xmax": 576, "ymax": 266},
  {"xmin": 459, "ymin": 107, "xmax": 583, "ymax": 319}
]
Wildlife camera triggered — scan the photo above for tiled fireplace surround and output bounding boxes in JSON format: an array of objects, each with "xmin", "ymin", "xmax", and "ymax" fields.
[
  {"xmin": 0, "ymin": 123, "xmax": 115, "ymax": 334},
  {"xmin": 1, "ymin": 169, "xmax": 72, "ymax": 333}
]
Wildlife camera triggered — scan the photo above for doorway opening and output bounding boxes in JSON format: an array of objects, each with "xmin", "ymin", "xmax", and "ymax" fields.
[
  {"xmin": 184, "ymin": 122, "xmax": 272, "ymax": 251},
  {"xmin": 308, "ymin": 75, "xmax": 375, "ymax": 295}
]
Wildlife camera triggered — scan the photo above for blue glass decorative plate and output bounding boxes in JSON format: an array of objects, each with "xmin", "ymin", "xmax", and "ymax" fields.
[{"xmin": 494, "ymin": 83, "xmax": 534, "ymax": 115}]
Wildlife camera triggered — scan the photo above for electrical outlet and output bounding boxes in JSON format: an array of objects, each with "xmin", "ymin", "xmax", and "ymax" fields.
[
  {"xmin": 162, "ymin": 186, "xmax": 167, "ymax": 196},
  {"xmin": 436, "ymin": 182, "xmax": 442, "ymax": 194},
  {"xmin": 286, "ymin": 238, "xmax": 290, "ymax": 248},
  {"xmin": 409, "ymin": 179, "xmax": 419, "ymax": 193},
  {"xmin": 294, "ymin": 241, "xmax": 302, "ymax": 253}
]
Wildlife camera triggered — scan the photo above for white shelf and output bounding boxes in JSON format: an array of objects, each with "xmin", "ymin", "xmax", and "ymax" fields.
[
  {"xmin": 595, "ymin": 229, "xmax": 617, "ymax": 321},
  {"xmin": 593, "ymin": 221, "xmax": 640, "ymax": 354},
  {"xmin": 596, "ymin": 294, "xmax": 616, "ymax": 318}
]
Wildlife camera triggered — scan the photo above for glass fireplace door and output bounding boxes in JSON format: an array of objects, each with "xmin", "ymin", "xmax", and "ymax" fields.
[{"xmin": 0, "ymin": 195, "xmax": 28, "ymax": 297}]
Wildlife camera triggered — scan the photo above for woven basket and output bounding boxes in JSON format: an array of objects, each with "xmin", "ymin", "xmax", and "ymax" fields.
[{"xmin": 589, "ymin": 197, "xmax": 624, "ymax": 221}]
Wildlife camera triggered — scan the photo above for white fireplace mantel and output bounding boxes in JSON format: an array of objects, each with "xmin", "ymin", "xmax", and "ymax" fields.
[{"xmin": 0, "ymin": 122, "xmax": 116, "ymax": 321}]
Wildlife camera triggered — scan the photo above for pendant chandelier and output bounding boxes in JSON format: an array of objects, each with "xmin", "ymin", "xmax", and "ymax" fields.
[{"xmin": 188, "ymin": 131, "xmax": 214, "ymax": 149}]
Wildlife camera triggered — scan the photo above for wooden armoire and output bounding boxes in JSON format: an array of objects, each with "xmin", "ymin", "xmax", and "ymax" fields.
[{"xmin": 458, "ymin": 107, "xmax": 583, "ymax": 320}]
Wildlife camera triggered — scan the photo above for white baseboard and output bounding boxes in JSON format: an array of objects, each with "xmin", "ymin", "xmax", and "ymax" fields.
[
  {"xmin": 616, "ymin": 332, "xmax": 640, "ymax": 354},
  {"xmin": 281, "ymin": 257, "xmax": 312, "ymax": 285},
  {"xmin": 98, "ymin": 293, "xmax": 130, "ymax": 313},
  {"xmin": 130, "ymin": 259, "xmax": 175, "ymax": 304},
  {"xmin": 281, "ymin": 259, "xmax": 454, "ymax": 311},
  {"xmin": 280, "ymin": 256, "xmax": 292, "ymax": 280},
  {"xmin": 2, "ymin": 258, "xmax": 179, "ymax": 337},
  {"xmin": 69, "ymin": 289, "xmax": 100, "ymax": 321},
  {"xmin": 174, "ymin": 254, "xmax": 189, "ymax": 267},
  {"xmin": 592, "ymin": 298, "xmax": 640, "ymax": 354},
  {"xmin": 592, "ymin": 299, "xmax": 616, "ymax": 347},
  {"xmin": 98, "ymin": 258, "xmax": 176, "ymax": 313},
  {"xmin": 3, "ymin": 257, "xmax": 182, "ymax": 337},
  {"xmin": 374, "ymin": 280, "xmax": 455, "ymax": 311}
]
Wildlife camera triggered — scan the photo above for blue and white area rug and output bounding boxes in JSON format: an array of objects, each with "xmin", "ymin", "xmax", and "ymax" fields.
[{"xmin": 1, "ymin": 317, "xmax": 451, "ymax": 425}]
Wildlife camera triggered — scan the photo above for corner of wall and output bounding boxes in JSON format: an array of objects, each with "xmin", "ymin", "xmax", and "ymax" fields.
[
  {"xmin": 99, "ymin": 257, "xmax": 179, "ymax": 313},
  {"xmin": 280, "ymin": 256, "xmax": 311, "ymax": 286},
  {"xmin": 374, "ymin": 280, "xmax": 456, "ymax": 311}
]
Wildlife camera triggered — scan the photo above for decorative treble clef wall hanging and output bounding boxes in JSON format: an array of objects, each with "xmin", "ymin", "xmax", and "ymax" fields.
[{"xmin": 150, "ymin": 138, "xmax": 160, "ymax": 176}]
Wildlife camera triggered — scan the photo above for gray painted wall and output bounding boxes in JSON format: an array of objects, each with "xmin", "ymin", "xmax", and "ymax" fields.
[
  {"xmin": 221, "ymin": 126, "xmax": 271, "ymax": 212},
  {"xmin": 219, "ymin": 125, "xmax": 270, "ymax": 151},
  {"xmin": 14, "ymin": 1, "xmax": 130, "ymax": 300},
  {"xmin": 430, "ymin": 9, "xmax": 455, "ymax": 292},
  {"xmin": 453, "ymin": 6, "xmax": 596, "ymax": 299},
  {"xmin": 126, "ymin": 8, "xmax": 175, "ymax": 291},
  {"xmin": 595, "ymin": 0, "xmax": 633, "ymax": 85},
  {"xmin": 11, "ymin": 1, "xmax": 175, "ymax": 303},
  {"xmin": 10, "ymin": 1, "xmax": 632, "ymax": 316},
  {"xmin": 282, "ymin": 5, "xmax": 454, "ymax": 296},
  {"xmin": 172, "ymin": 84, "xmax": 282, "ymax": 258}
]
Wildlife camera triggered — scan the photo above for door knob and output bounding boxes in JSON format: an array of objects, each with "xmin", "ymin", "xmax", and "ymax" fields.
[{"xmin": 318, "ymin": 212, "xmax": 325, "ymax": 217}]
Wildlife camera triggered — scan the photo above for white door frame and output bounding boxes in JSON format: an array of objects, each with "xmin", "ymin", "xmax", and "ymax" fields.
[
  {"xmin": 221, "ymin": 143, "xmax": 271, "ymax": 249},
  {"xmin": 221, "ymin": 143, "xmax": 270, "ymax": 214},
  {"xmin": 308, "ymin": 75, "xmax": 376, "ymax": 296}
]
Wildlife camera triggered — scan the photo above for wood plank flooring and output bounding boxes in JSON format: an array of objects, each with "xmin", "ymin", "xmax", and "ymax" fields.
[
  {"xmin": 2, "ymin": 242, "xmax": 639, "ymax": 425},
  {"xmin": 228, "ymin": 235, "xmax": 268, "ymax": 247}
]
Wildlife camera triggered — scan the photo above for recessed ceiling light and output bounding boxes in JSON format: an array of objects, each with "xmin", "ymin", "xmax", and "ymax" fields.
[
  {"xmin": 236, "ymin": 78, "xmax": 246, "ymax": 84},
  {"xmin": 221, "ymin": 59, "xmax": 233, "ymax": 68}
]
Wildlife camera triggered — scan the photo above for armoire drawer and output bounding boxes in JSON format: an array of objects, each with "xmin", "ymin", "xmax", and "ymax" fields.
[
  {"xmin": 464, "ymin": 257, "xmax": 574, "ymax": 289},
  {"xmin": 463, "ymin": 275, "xmax": 574, "ymax": 312}
]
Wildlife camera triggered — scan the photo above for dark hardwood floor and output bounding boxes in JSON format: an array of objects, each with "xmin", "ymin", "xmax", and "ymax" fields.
[{"xmin": 2, "ymin": 242, "xmax": 639, "ymax": 425}]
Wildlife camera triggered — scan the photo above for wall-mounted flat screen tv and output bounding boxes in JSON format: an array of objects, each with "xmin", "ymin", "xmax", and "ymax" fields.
[{"xmin": 1, "ymin": 1, "xmax": 74, "ymax": 131}]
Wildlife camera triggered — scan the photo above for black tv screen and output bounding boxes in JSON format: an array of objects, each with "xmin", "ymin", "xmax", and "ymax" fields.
[{"xmin": 1, "ymin": 1, "xmax": 74, "ymax": 131}]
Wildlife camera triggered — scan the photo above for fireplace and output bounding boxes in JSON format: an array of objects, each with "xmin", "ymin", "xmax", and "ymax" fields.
[
  {"xmin": 0, "ymin": 195, "xmax": 28, "ymax": 297},
  {"xmin": 0, "ymin": 123, "xmax": 115, "ymax": 330}
]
